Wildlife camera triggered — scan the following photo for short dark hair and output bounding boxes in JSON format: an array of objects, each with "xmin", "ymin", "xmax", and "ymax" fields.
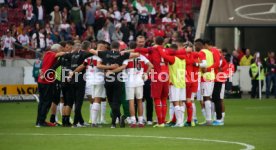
[
  {"xmin": 111, "ymin": 41, "xmax": 120, "ymax": 49},
  {"xmin": 203, "ymin": 39, "xmax": 212, "ymax": 45},
  {"xmin": 129, "ymin": 41, "xmax": 137, "ymax": 49},
  {"xmin": 155, "ymin": 36, "xmax": 164, "ymax": 45},
  {"xmin": 194, "ymin": 39, "xmax": 204, "ymax": 44},
  {"xmin": 59, "ymin": 41, "xmax": 67, "ymax": 47},
  {"xmin": 66, "ymin": 40, "xmax": 75, "ymax": 46},
  {"xmin": 81, "ymin": 41, "xmax": 91, "ymax": 50},
  {"xmin": 170, "ymin": 44, "xmax": 178, "ymax": 50}
]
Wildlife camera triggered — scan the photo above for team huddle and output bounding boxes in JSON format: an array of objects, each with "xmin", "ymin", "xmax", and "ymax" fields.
[{"xmin": 35, "ymin": 35, "xmax": 234, "ymax": 128}]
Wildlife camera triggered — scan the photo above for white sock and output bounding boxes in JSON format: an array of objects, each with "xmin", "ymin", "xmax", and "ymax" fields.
[
  {"xmin": 169, "ymin": 103, "xmax": 174, "ymax": 121},
  {"xmin": 204, "ymin": 101, "xmax": 212, "ymax": 122},
  {"xmin": 55, "ymin": 103, "xmax": 60, "ymax": 122},
  {"xmin": 222, "ymin": 112, "xmax": 225, "ymax": 121},
  {"xmin": 138, "ymin": 116, "xmax": 143, "ymax": 124},
  {"xmin": 201, "ymin": 108, "xmax": 206, "ymax": 119},
  {"xmin": 72, "ymin": 104, "xmax": 75, "ymax": 112},
  {"xmin": 174, "ymin": 105, "xmax": 181, "ymax": 124},
  {"xmin": 100, "ymin": 101, "xmax": 106, "ymax": 122},
  {"xmin": 211, "ymin": 102, "xmax": 215, "ymax": 120},
  {"xmin": 59, "ymin": 103, "xmax": 64, "ymax": 116},
  {"xmin": 192, "ymin": 103, "xmax": 197, "ymax": 120},
  {"xmin": 143, "ymin": 102, "xmax": 146, "ymax": 120},
  {"xmin": 180, "ymin": 105, "xmax": 185, "ymax": 124},
  {"xmin": 91, "ymin": 103, "xmax": 100, "ymax": 124},
  {"xmin": 130, "ymin": 116, "xmax": 136, "ymax": 124},
  {"xmin": 89, "ymin": 103, "xmax": 93, "ymax": 121}
]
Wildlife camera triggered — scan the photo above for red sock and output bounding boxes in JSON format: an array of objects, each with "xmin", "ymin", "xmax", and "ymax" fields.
[
  {"xmin": 171, "ymin": 113, "xmax": 176, "ymax": 123},
  {"xmin": 186, "ymin": 102, "xmax": 193, "ymax": 123},
  {"xmin": 161, "ymin": 98, "xmax": 167, "ymax": 124},
  {"xmin": 154, "ymin": 98, "xmax": 163, "ymax": 124}
]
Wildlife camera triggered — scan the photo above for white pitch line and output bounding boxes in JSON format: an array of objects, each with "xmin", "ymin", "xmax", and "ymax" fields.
[{"xmin": 0, "ymin": 133, "xmax": 255, "ymax": 150}]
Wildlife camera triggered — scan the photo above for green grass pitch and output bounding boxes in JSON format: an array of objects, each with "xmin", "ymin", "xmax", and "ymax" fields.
[{"xmin": 0, "ymin": 99, "xmax": 276, "ymax": 150}]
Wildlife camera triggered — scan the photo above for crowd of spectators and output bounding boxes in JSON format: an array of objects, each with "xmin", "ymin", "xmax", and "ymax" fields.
[{"xmin": 0, "ymin": 0, "xmax": 196, "ymax": 59}]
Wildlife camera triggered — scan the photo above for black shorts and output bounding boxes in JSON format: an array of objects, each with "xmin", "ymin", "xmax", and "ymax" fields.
[{"xmin": 61, "ymin": 83, "xmax": 74, "ymax": 107}]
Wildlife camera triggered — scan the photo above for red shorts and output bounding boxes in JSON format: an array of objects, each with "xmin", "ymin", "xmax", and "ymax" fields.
[
  {"xmin": 151, "ymin": 81, "xmax": 169, "ymax": 99},
  {"xmin": 191, "ymin": 82, "xmax": 198, "ymax": 93},
  {"xmin": 186, "ymin": 82, "xmax": 198, "ymax": 99}
]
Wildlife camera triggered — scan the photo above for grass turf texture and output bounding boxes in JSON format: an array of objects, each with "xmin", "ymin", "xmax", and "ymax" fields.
[{"xmin": 0, "ymin": 99, "xmax": 276, "ymax": 150}]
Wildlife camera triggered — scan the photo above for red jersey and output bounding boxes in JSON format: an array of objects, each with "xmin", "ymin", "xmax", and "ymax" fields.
[
  {"xmin": 38, "ymin": 51, "xmax": 57, "ymax": 84},
  {"xmin": 186, "ymin": 52, "xmax": 200, "ymax": 83},
  {"xmin": 207, "ymin": 47, "xmax": 221, "ymax": 75},
  {"xmin": 135, "ymin": 46, "xmax": 169, "ymax": 81}
]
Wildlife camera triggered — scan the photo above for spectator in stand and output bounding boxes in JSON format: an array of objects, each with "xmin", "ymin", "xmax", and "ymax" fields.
[
  {"xmin": 265, "ymin": 51, "xmax": 276, "ymax": 98},
  {"xmin": 82, "ymin": 26, "xmax": 95, "ymax": 41},
  {"xmin": 59, "ymin": 19, "xmax": 71, "ymax": 41},
  {"xmin": 0, "ymin": 5, "xmax": 8, "ymax": 23},
  {"xmin": 184, "ymin": 14, "xmax": 194, "ymax": 27},
  {"xmin": 171, "ymin": 0, "xmax": 177, "ymax": 13},
  {"xmin": 113, "ymin": 4, "xmax": 121, "ymax": 23},
  {"xmin": 134, "ymin": 0, "xmax": 149, "ymax": 25},
  {"xmin": 45, "ymin": 23, "xmax": 52, "ymax": 35},
  {"xmin": 23, "ymin": 0, "xmax": 35, "ymax": 25},
  {"xmin": 231, "ymin": 50, "xmax": 240, "ymax": 71},
  {"xmin": 153, "ymin": 24, "xmax": 165, "ymax": 37},
  {"xmin": 1, "ymin": 30, "xmax": 16, "ymax": 58},
  {"xmin": 159, "ymin": 1, "xmax": 169, "ymax": 16},
  {"xmin": 237, "ymin": 48, "xmax": 244, "ymax": 61},
  {"xmin": 187, "ymin": 26, "xmax": 195, "ymax": 42},
  {"xmin": 50, "ymin": 28, "xmax": 61, "ymax": 44},
  {"xmin": 46, "ymin": 33, "xmax": 54, "ymax": 47},
  {"xmin": 240, "ymin": 49, "xmax": 253, "ymax": 66},
  {"xmin": 17, "ymin": 29, "xmax": 30, "ymax": 48},
  {"xmin": 61, "ymin": 7, "xmax": 69, "ymax": 22},
  {"xmin": 112, "ymin": 23, "xmax": 123, "ymax": 41},
  {"xmin": 70, "ymin": 2, "xmax": 84, "ymax": 36},
  {"xmin": 10, "ymin": 24, "xmax": 18, "ymax": 38},
  {"xmin": 84, "ymin": 2, "xmax": 96, "ymax": 27},
  {"xmin": 50, "ymin": 5, "xmax": 62, "ymax": 29},
  {"xmin": 162, "ymin": 13, "xmax": 172, "ymax": 24},
  {"xmin": 17, "ymin": 23, "xmax": 25, "ymax": 35},
  {"xmin": 97, "ymin": 21, "xmax": 110, "ymax": 43},
  {"xmin": 69, "ymin": 21, "xmax": 77, "ymax": 40},
  {"xmin": 33, "ymin": 0, "xmax": 45, "ymax": 26},
  {"xmin": 32, "ymin": 27, "xmax": 46, "ymax": 58}
]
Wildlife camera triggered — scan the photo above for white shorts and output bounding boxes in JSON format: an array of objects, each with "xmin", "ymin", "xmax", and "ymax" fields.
[
  {"xmin": 200, "ymin": 82, "xmax": 214, "ymax": 97},
  {"xmin": 85, "ymin": 84, "xmax": 106, "ymax": 98},
  {"xmin": 169, "ymin": 85, "xmax": 186, "ymax": 102},
  {"xmin": 220, "ymin": 83, "xmax": 225, "ymax": 99},
  {"xmin": 126, "ymin": 86, "xmax": 143, "ymax": 100},
  {"xmin": 191, "ymin": 92, "xmax": 195, "ymax": 101}
]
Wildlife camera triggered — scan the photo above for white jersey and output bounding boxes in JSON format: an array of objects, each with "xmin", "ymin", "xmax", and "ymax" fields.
[
  {"xmin": 18, "ymin": 34, "xmax": 29, "ymax": 46},
  {"xmin": 123, "ymin": 55, "xmax": 149, "ymax": 88},
  {"xmin": 3, "ymin": 36, "xmax": 16, "ymax": 50},
  {"xmin": 32, "ymin": 33, "xmax": 45, "ymax": 49},
  {"xmin": 22, "ymin": 3, "xmax": 33, "ymax": 20},
  {"xmin": 85, "ymin": 55, "xmax": 105, "ymax": 85}
]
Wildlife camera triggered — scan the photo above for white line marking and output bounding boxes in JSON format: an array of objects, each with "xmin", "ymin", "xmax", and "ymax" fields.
[{"xmin": 0, "ymin": 133, "xmax": 255, "ymax": 150}]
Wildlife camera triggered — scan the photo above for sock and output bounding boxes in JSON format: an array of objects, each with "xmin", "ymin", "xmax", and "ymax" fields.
[
  {"xmin": 192, "ymin": 103, "xmax": 197, "ymax": 120},
  {"xmin": 169, "ymin": 103, "xmax": 174, "ymax": 121},
  {"xmin": 186, "ymin": 102, "xmax": 193, "ymax": 123},
  {"xmin": 101, "ymin": 101, "xmax": 107, "ymax": 122},
  {"xmin": 55, "ymin": 104, "xmax": 60, "ymax": 122},
  {"xmin": 50, "ymin": 114, "xmax": 55, "ymax": 123},
  {"xmin": 91, "ymin": 103, "xmax": 100, "ymax": 124},
  {"xmin": 154, "ymin": 98, "xmax": 163, "ymax": 124},
  {"xmin": 180, "ymin": 105, "xmax": 185, "ymax": 124},
  {"xmin": 59, "ymin": 103, "xmax": 64, "ymax": 116},
  {"xmin": 174, "ymin": 105, "xmax": 181, "ymax": 124},
  {"xmin": 222, "ymin": 112, "xmax": 225, "ymax": 121},
  {"xmin": 89, "ymin": 103, "xmax": 93, "ymax": 122},
  {"xmin": 211, "ymin": 102, "xmax": 215, "ymax": 120},
  {"xmin": 130, "ymin": 116, "xmax": 136, "ymax": 124},
  {"xmin": 62, "ymin": 115, "xmax": 65, "ymax": 125},
  {"xmin": 138, "ymin": 116, "xmax": 143, "ymax": 124},
  {"xmin": 204, "ymin": 101, "xmax": 212, "ymax": 122},
  {"xmin": 201, "ymin": 108, "xmax": 206, "ymax": 119},
  {"xmin": 142, "ymin": 102, "xmax": 146, "ymax": 120},
  {"xmin": 161, "ymin": 98, "xmax": 167, "ymax": 124},
  {"xmin": 72, "ymin": 104, "xmax": 75, "ymax": 113}
]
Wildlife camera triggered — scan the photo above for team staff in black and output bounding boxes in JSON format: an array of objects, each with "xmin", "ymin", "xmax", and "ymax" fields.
[
  {"xmin": 51, "ymin": 41, "xmax": 75, "ymax": 127},
  {"xmin": 89, "ymin": 41, "xmax": 140, "ymax": 128},
  {"xmin": 69, "ymin": 41, "xmax": 94, "ymax": 127}
]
